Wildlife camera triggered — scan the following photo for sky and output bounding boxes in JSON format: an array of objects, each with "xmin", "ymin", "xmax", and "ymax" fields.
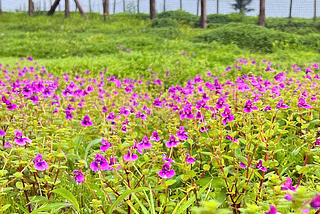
[{"xmin": 1, "ymin": 0, "xmax": 318, "ymax": 18}]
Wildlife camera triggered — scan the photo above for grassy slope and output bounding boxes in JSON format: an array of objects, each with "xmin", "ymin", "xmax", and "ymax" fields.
[{"xmin": 0, "ymin": 11, "xmax": 319, "ymax": 81}]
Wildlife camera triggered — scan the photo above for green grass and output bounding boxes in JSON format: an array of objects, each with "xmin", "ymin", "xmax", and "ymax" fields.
[{"xmin": 0, "ymin": 11, "xmax": 320, "ymax": 81}]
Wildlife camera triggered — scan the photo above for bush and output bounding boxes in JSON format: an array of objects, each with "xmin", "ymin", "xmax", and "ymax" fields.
[
  {"xmin": 194, "ymin": 23, "xmax": 297, "ymax": 53},
  {"xmin": 157, "ymin": 10, "xmax": 198, "ymax": 25},
  {"xmin": 150, "ymin": 18, "xmax": 180, "ymax": 28},
  {"xmin": 147, "ymin": 27, "xmax": 182, "ymax": 39}
]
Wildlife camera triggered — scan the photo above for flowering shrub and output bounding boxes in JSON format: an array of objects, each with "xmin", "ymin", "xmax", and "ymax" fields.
[{"xmin": 1, "ymin": 57, "xmax": 320, "ymax": 214}]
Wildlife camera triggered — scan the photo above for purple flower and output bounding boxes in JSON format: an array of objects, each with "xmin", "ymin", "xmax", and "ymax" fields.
[
  {"xmin": 185, "ymin": 153, "xmax": 196, "ymax": 164},
  {"xmin": 256, "ymin": 159, "xmax": 267, "ymax": 172},
  {"xmin": 276, "ymin": 99, "xmax": 290, "ymax": 109},
  {"xmin": 215, "ymin": 97, "xmax": 225, "ymax": 109},
  {"xmin": 264, "ymin": 105, "xmax": 272, "ymax": 111},
  {"xmin": 162, "ymin": 154, "xmax": 175, "ymax": 163},
  {"xmin": 123, "ymin": 150, "xmax": 138, "ymax": 162},
  {"xmin": 158, "ymin": 162, "xmax": 175, "ymax": 179},
  {"xmin": 243, "ymin": 99, "xmax": 259, "ymax": 113},
  {"xmin": 73, "ymin": 170, "xmax": 84, "ymax": 183},
  {"xmin": 226, "ymin": 135, "xmax": 239, "ymax": 143},
  {"xmin": 274, "ymin": 72, "xmax": 286, "ymax": 82},
  {"xmin": 315, "ymin": 139, "xmax": 320, "ymax": 146},
  {"xmin": 65, "ymin": 110, "xmax": 73, "ymax": 120},
  {"xmin": 239, "ymin": 156, "xmax": 250, "ymax": 168},
  {"xmin": 100, "ymin": 138, "xmax": 111, "ymax": 152},
  {"xmin": 221, "ymin": 104, "xmax": 234, "ymax": 126},
  {"xmin": 284, "ymin": 193, "xmax": 293, "ymax": 201},
  {"xmin": 281, "ymin": 177, "xmax": 296, "ymax": 191},
  {"xmin": 166, "ymin": 135, "xmax": 180, "ymax": 148},
  {"xmin": 176, "ymin": 126, "xmax": 188, "ymax": 140},
  {"xmin": 90, "ymin": 153, "xmax": 109, "ymax": 172},
  {"xmin": 311, "ymin": 195, "xmax": 320, "ymax": 208},
  {"xmin": 4, "ymin": 142, "xmax": 12, "ymax": 148},
  {"xmin": 0, "ymin": 130, "xmax": 5, "ymax": 136},
  {"xmin": 33, "ymin": 154, "xmax": 49, "ymax": 171},
  {"xmin": 81, "ymin": 115, "xmax": 93, "ymax": 126},
  {"xmin": 137, "ymin": 136, "xmax": 152, "ymax": 150},
  {"xmin": 297, "ymin": 98, "xmax": 312, "ymax": 109},
  {"xmin": 107, "ymin": 156, "xmax": 121, "ymax": 170},
  {"xmin": 265, "ymin": 205, "xmax": 280, "ymax": 214},
  {"xmin": 14, "ymin": 130, "xmax": 32, "ymax": 146},
  {"xmin": 150, "ymin": 131, "xmax": 161, "ymax": 142}
]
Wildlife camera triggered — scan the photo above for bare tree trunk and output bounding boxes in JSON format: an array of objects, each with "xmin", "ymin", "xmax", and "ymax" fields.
[
  {"xmin": 314, "ymin": 0, "xmax": 317, "ymax": 22},
  {"xmin": 89, "ymin": 0, "xmax": 91, "ymax": 12},
  {"xmin": 47, "ymin": 0, "xmax": 60, "ymax": 15},
  {"xmin": 113, "ymin": 0, "xmax": 116, "ymax": 14},
  {"xmin": 74, "ymin": 0, "xmax": 88, "ymax": 19},
  {"xmin": 0, "ymin": 0, "xmax": 2, "ymax": 15},
  {"xmin": 29, "ymin": 0, "xmax": 34, "ymax": 16},
  {"xmin": 197, "ymin": 0, "xmax": 199, "ymax": 16},
  {"xmin": 103, "ymin": 0, "xmax": 109, "ymax": 21},
  {"xmin": 123, "ymin": 0, "xmax": 125, "ymax": 12},
  {"xmin": 65, "ymin": 0, "xmax": 70, "ymax": 18},
  {"xmin": 289, "ymin": 0, "xmax": 293, "ymax": 20},
  {"xmin": 137, "ymin": 0, "xmax": 139, "ymax": 13},
  {"xmin": 200, "ymin": 0, "xmax": 206, "ymax": 29},
  {"xmin": 44, "ymin": 0, "xmax": 46, "ymax": 11},
  {"xmin": 150, "ymin": 0, "xmax": 156, "ymax": 20},
  {"xmin": 259, "ymin": 0, "xmax": 266, "ymax": 27},
  {"xmin": 180, "ymin": 0, "xmax": 182, "ymax": 10},
  {"xmin": 217, "ymin": 0, "xmax": 219, "ymax": 14},
  {"xmin": 163, "ymin": 0, "xmax": 165, "ymax": 12}
]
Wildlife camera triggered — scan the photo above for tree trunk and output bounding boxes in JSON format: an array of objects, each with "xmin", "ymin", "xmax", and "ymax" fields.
[
  {"xmin": 103, "ymin": 0, "xmax": 109, "ymax": 21},
  {"xmin": 259, "ymin": 0, "xmax": 266, "ymax": 27},
  {"xmin": 47, "ymin": 0, "xmax": 60, "ymax": 15},
  {"xmin": 150, "ymin": 0, "xmax": 156, "ymax": 20},
  {"xmin": 163, "ymin": 0, "xmax": 165, "ymax": 12},
  {"xmin": 29, "ymin": 0, "xmax": 34, "ymax": 16},
  {"xmin": 74, "ymin": 0, "xmax": 88, "ymax": 19},
  {"xmin": 197, "ymin": 0, "xmax": 199, "ymax": 16},
  {"xmin": 217, "ymin": 0, "xmax": 219, "ymax": 14},
  {"xmin": 200, "ymin": 0, "xmax": 207, "ymax": 29},
  {"xmin": 44, "ymin": 0, "xmax": 46, "ymax": 11},
  {"xmin": 314, "ymin": 0, "xmax": 317, "ymax": 22},
  {"xmin": 65, "ymin": 0, "xmax": 70, "ymax": 18},
  {"xmin": 289, "ymin": 0, "xmax": 293, "ymax": 20},
  {"xmin": 113, "ymin": 0, "xmax": 116, "ymax": 13},
  {"xmin": 123, "ymin": 0, "xmax": 125, "ymax": 12},
  {"xmin": 0, "ymin": 0, "xmax": 2, "ymax": 15},
  {"xmin": 180, "ymin": 0, "xmax": 182, "ymax": 10},
  {"xmin": 137, "ymin": 0, "xmax": 139, "ymax": 13},
  {"xmin": 89, "ymin": 0, "xmax": 91, "ymax": 12}
]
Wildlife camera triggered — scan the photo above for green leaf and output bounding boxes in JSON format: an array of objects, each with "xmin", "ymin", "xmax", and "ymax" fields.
[
  {"xmin": 51, "ymin": 188, "xmax": 80, "ymax": 212},
  {"xmin": 84, "ymin": 138, "xmax": 102, "ymax": 161},
  {"xmin": 174, "ymin": 179, "xmax": 212, "ymax": 214},
  {"xmin": 30, "ymin": 203, "xmax": 71, "ymax": 214},
  {"xmin": 165, "ymin": 180, "xmax": 176, "ymax": 186},
  {"xmin": 131, "ymin": 193, "xmax": 149, "ymax": 214},
  {"xmin": 0, "ymin": 204, "xmax": 11, "ymax": 211},
  {"xmin": 108, "ymin": 187, "xmax": 149, "ymax": 214},
  {"xmin": 16, "ymin": 203, "xmax": 29, "ymax": 214}
]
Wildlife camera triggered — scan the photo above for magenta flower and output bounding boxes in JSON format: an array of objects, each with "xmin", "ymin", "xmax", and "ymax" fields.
[
  {"xmin": 158, "ymin": 162, "xmax": 175, "ymax": 179},
  {"xmin": 14, "ymin": 130, "xmax": 32, "ymax": 146},
  {"xmin": 284, "ymin": 193, "xmax": 293, "ymax": 201},
  {"xmin": 264, "ymin": 105, "xmax": 272, "ymax": 111},
  {"xmin": 4, "ymin": 142, "xmax": 12, "ymax": 148},
  {"xmin": 81, "ymin": 115, "xmax": 93, "ymax": 126},
  {"xmin": 281, "ymin": 177, "xmax": 296, "ymax": 191},
  {"xmin": 100, "ymin": 138, "xmax": 111, "ymax": 152},
  {"xmin": 176, "ymin": 126, "xmax": 188, "ymax": 140},
  {"xmin": 166, "ymin": 135, "xmax": 180, "ymax": 148},
  {"xmin": 162, "ymin": 154, "xmax": 175, "ymax": 163},
  {"xmin": 315, "ymin": 139, "xmax": 320, "ymax": 146},
  {"xmin": 185, "ymin": 153, "xmax": 196, "ymax": 164},
  {"xmin": 276, "ymin": 99, "xmax": 290, "ymax": 109},
  {"xmin": 0, "ymin": 130, "xmax": 5, "ymax": 136},
  {"xmin": 33, "ymin": 154, "xmax": 49, "ymax": 171},
  {"xmin": 243, "ymin": 99, "xmax": 259, "ymax": 113},
  {"xmin": 65, "ymin": 110, "xmax": 73, "ymax": 120},
  {"xmin": 73, "ymin": 170, "xmax": 84, "ymax": 183},
  {"xmin": 150, "ymin": 131, "xmax": 161, "ymax": 142},
  {"xmin": 221, "ymin": 105, "xmax": 234, "ymax": 125},
  {"xmin": 90, "ymin": 153, "xmax": 109, "ymax": 172},
  {"xmin": 265, "ymin": 205, "xmax": 280, "ymax": 214},
  {"xmin": 215, "ymin": 97, "xmax": 226, "ymax": 109},
  {"xmin": 239, "ymin": 156, "xmax": 250, "ymax": 168},
  {"xmin": 311, "ymin": 195, "xmax": 320, "ymax": 208},
  {"xmin": 107, "ymin": 156, "xmax": 121, "ymax": 170},
  {"xmin": 256, "ymin": 159, "xmax": 267, "ymax": 172},
  {"xmin": 137, "ymin": 136, "xmax": 152, "ymax": 150},
  {"xmin": 123, "ymin": 150, "xmax": 138, "ymax": 162},
  {"xmin": 297, "ymin": 98, "xmax": 312, "ymax": 109}
]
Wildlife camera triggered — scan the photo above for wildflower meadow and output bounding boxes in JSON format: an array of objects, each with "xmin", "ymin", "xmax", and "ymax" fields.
[{"xmin": 1, "ymin": 55, "xmax": 320, "ymax": 214}]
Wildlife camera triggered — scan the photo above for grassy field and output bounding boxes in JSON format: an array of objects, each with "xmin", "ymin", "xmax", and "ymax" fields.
[{"xmin": 0, "ymin": 11, "xmax": 320, "ymax": 81}]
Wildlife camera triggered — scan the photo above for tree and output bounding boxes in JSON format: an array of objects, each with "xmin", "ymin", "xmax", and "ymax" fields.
[
  {"xmin": 259, "ymin": 0, "xmax": 265, "ymax": 27},
  {"xmin": 232, "ymin": 0, "xmax": 254, "ymax": 14}
]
